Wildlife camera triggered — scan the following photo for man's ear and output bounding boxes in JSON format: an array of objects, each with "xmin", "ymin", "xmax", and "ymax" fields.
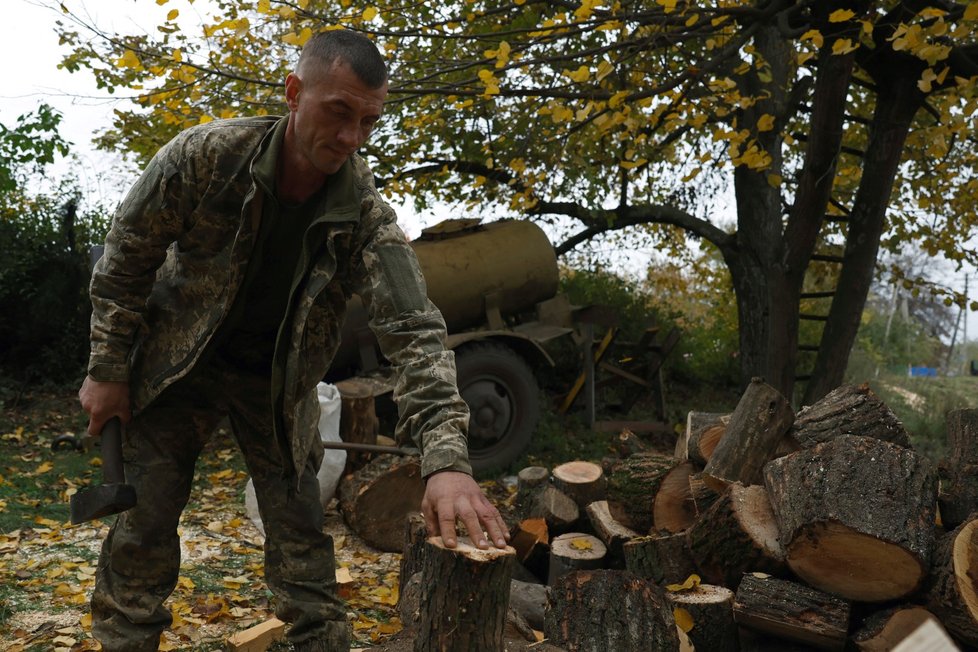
[{"xmin": 285, "ymin": 73, "xmax": 302, "ymax": 111}]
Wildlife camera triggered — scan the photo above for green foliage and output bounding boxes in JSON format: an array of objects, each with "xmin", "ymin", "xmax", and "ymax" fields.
[{"xmin": 0, "ymin": 105, "xmax": 70, "ymax": 194}]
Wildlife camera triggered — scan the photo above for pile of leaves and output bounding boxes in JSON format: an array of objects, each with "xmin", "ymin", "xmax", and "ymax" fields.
[{"xmin": 0, "ymin": 387, "xmax": 456, "ymax": 651}]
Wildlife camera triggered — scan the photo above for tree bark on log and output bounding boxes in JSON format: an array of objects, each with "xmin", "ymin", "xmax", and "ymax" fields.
[
  {"xmin": 664, "ymin": 584, "xmax": 738, "ymax": 652},
  {"xmin": 552, "ymin": 461, "xmax": 607, "ymax": 511},
  {"xmin": 939, "ymin": 409, "xmax": 978, "ymax": 529},
  {"xmin": 618, "ymin": 428, "xmax": 652, "ymax": 457},
  {"xmin": 689, "ymin": 472, "xmax": 721, "ymax": 517},
  {"xmin": 704, "ymin": 378, "xmax": 794, "ymax": 493},
  {"xmin": 623, "ymin": 532, "xmax": 699, "ymax": 586},
  {"xmin": 338, "ymin": 453, "xmax": 425, "ymax": 552},
  {"xmin": 606, "ymin": 453, "xmax": 681, "ymax": 533},
  {"xmin": 527, "ymin": 485, "xmax": 580, "ymax": 534},
  {"xmin": 400, "ymin": 512, "xmax": 427, "ymax": 599},
  {"xmin": 414, "ymin": 536, "xmax": 516, "ymax": 652},
  {"xmin": 852, "ymin": 605, "xmax": 949, "ymax": 652},
  {"xmin": 653, "ymin": 460, "xmax": 699, "ymax": 534},
  {"xmin": 544, "ymin": 570, "xmax": 680, "ymax": 652},
  {"xmin": 763, "ymin": 435, "xmax": 937, "ymax": 602},
  {"xmin": 681, "ymin": 411, "xmax": 731, "ymax": 465},
  {"xmin": 512, "ymin": 465, "xmax": 550, "ymax": 522},
  {"xmin": 335, "ymin": 378, "xmax": 380, "ymax": 471},
  {"xmin": 548, "ymin": 533, "xmax": 607, "ymax": 585},
  {"xmin": 733, "ymin": 574, "xmax": 851, "ymax": 651},
  {"xmin": 925, "ymin": 516, "xmax": 978, "ymax": 648},
  {"xmin": 788, "ymin": 383, "xmax": 911, "ymax": 450},
  {"xmin": 686, "ymin": 483, "xmax": 786, "ymax": 589},
  {"xmin": 586, "ymin": 500, "xmax": 638, "ymax": 568}
]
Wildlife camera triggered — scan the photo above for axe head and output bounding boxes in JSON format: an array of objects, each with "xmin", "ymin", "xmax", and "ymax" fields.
[{"xmin": 70, "ymin": 482, "xmax": 137, "ymax": 525}]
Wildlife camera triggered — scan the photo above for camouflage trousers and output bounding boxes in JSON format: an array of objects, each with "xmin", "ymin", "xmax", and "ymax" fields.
[{"xmin": 91, "ymin": 359, "xmax": 350, "ymax": 651}]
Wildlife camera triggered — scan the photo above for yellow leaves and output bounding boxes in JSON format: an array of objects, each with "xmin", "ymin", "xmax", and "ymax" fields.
[
  {"xmin": 666, "ymin": 574, "xmax": 701, "ymax": 592},
  {"xmin": 569, "ymin": 537, "xmax": 593, "ymax": 551},
  {"xmin": 155, "ymin": 0, "xmax": 168, "ymax": 4},
  {"xmin": 767, "ymin": 173, "xmax": 783, "ymax": 187},
  {"xmin": 596, "ymin": 60, "xmax": 614, "ymax": 82},
  {"xmin": 574, "ymin": 0, "xmax": 599, "ymax": 20},
  {"xmin": 966, "ymin": 2, "xmax": 978, "ymax": 20},
  {"xmin": 257, "ymin": 0, "xmax": 271, "ymax": 13},
  {"xmin": 800, "ymin": 29, "xmax": 823, "ymax": 49},
  {"xmin": 484, "ymin": 41, "xmax": 511, "ymax": 68},
  {"xmin": 828, "ymin": 9, "xmax": 855, "ymax": 22},
  {"xmin": 478, "ymin": 69, "xmax": 500, "ymax": 96},
  {"xmin": 362, "ymin": 6, "xmax": 379, "ymax": 21},
  {"xmin": 608, "ymin": 90, "xmax": 630, "ymax": 109},
  {"xmin": 282, "ymin": 28, "xmax": 313, "ymax": 47},
  {"xmin": 674, "ymin": 607, "xmax": 694, "ymax": 632},
  {"xmin": 681, "ymin": 168, "xmax": 701, "ymax": 183},
  {"xmin": 563, "ymin": 65, "xmax": 591, "ymax": 83},
  {"xmin": 166, "ymin": 9, "xmax": 179, "ymax": 21},
  {"xmin": 656, "ymin": 0, "xmax": 678, "ymax": 13},
  {"xmin": 756, "ymin": 113, "xmax": 775, "ymax": 132},
  {"xmin": 35, "ymin": 461, "xmax": 53, "ymax": 474},
  {"xmin": 116, "ymin": 49, "xmax": 143, "ymax": 71},
  {"xmin": 831, "ymin": 38, "xmax": 858, "ymax": 55},
  {"xmin": 918, "ymin": 66, "xmax": 949, "ymax": 93}
]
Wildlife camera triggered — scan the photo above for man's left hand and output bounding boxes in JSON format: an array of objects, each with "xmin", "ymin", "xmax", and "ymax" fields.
[{"xmin": 421, "ymin": 470, "xmax": 510, "ymax": 550}]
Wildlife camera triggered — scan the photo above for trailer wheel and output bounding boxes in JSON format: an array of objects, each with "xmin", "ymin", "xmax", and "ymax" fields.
[{"xmin": 454, "ymin": 342, "xmax": 540, "ymax": 473}]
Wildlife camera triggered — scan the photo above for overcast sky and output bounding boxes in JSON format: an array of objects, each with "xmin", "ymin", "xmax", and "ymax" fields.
[{"xmin": 3, "ymin": 0, "xmax": 976, "ymax": 349}]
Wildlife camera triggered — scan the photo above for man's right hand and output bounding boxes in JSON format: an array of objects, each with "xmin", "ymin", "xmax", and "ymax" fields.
[{"xmin": 78, "ymin": 376, "xmax": 132, "ymax": 436}]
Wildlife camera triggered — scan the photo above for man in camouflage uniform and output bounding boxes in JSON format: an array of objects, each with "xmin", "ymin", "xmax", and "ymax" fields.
[{"xmin": 78, "ymin": 29, "xmax": 509, "ymax": 652}]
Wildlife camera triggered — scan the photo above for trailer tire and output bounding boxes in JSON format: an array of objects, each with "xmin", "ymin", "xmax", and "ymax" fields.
[{"xmin": 454, "ymin": 342, "xmax": 540, "ymax": 473}]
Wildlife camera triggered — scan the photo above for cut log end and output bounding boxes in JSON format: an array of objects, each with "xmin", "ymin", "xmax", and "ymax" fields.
[
  {"xmin": 952, "ymin": 519, "xmax": 978, "ymax": 623},
  {"xmin": 427, "ymin": 535, "xmax": 516, "ymax": 560},
  {"xmin": 653, "ymin": 461, "xmax": 698, "ymax": 534},
  {"xmin": 787, "ymin": 520, "xmax": 926, "ymax": 602}
]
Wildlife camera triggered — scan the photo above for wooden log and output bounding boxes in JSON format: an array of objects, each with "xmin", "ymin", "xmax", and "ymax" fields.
[
  {"xmin": 606, "ymin": 453, "xmax": 681, "ymax": 533},
  {"xmin": 939, "ymin": 409, "xmax": 978, "ymax": 529},
  {"xmin": 338, "ymin": 453, "xmax": 425, "ymax": 552},
  {"xmin": 617, "ymin": 428, "xmax": 651, "ymax": 457},
  {"xmin": 544, "ymin": 569, "xmax": 680, "ymax": 652},
  {"xmin": 682, "ymin": 411, "xmax": 731, "ymax": 465},
  {"xmin": 852, "ymin": 605, "xmax": 951, "ymax": 651},
  {"xmin": 225, "ymin": 617, "xmax": 286, "ymax": 652},
  {"xmin": 664, "ymin": 584, "xmax": 738, "ymax": 652},
  {"xmin": 788, "ymin": 383, "xmax": 911, "ymax": 450},
  {"xmin": 739, "ymin": 627, "xmax": 822, "ymax": 651},
  {"xmin": 509, "ymin": 579, "xmax": 547, "ymax": 631},
  {"xmin": 763, "ymin": 435, "xmax": 938, "ymax": 602},
  {"xmin": 586, "ymin": 500, "xmax": 638, "ymax": 568},
  {"xmin": 400, "ymin": 512, "xmax": 427, "ymax": 592},
  {"xmin": 623, "ymin": 532, "xmax": 699, "ymax": 586},
  {"xmin": 891, "ymin": 618, "xmax": 962, "ymax": 652},
  {"xmin": 552, "ymin": 460, "xmax": 607, "ymax": 510},
  {"xmin": 527, "ymin": 485, "xmax": 580, "ymax": 534},
  {"xmin": 733, "ymin": 574, "xmax": 851, "ymax": 651},
  {"xmin": 925, "ymin": 516, "xmax": 978, "ymax": 648},
  {"xmin": 548, "ymin": 532, "xmax": 607, "ymax": 585},
  {"xmin": 686, "ymin": 482, "xmax": 786, "ymax": 589},
  {"xmin": 415, "ymin": 536, "xmax": 516, "ymax": 652},
  {"xmin": 335, "ymin": 378, "xmax": 380, "ymax": 470},
  {"xmin": 508, "ymin": 517, "xmax": 549, "ymax": 580},
  {"xmin": 653, "ymin": 460, "xmax": 699, "ymax": 534},
  {"xmin": 689, "ymin": 471, "xmax": 721, "ymax": 517},
  {"xmin": 703, "ymin": 378, "xmax": 794, "ymax": 493},
  {"xmin": 512, "ymin": 465, "xmax": 550, "ymax": 522}
]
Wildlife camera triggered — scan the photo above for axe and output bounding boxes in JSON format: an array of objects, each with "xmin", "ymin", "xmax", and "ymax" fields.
[{"xmin": 70, "ymin": 417, "xmax": 137, "ymax": 524}]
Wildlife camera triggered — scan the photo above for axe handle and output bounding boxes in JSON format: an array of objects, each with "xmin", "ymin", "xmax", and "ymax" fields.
[{"xmin": 100, "ymin": 417, "xmax": 126, "ymax": 485}]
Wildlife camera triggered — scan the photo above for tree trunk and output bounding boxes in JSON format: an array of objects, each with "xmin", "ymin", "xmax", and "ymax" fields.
[
  {"xmin": 664, "ymin": 584, "xmax": 738, "ymax": 652},
  {"xmin": 338, "ymin": 453, "xmax": 425, "ymax": 552},
  {"xmin": 763, "ymin": 435, "xmax": 937, "ymax": 602},
  {"xmin": 544, "ymin": 570, "xmax": 679, "ymax": 652},
  {"xmin": 733, "ymin": 574, "xmax": 851, "ymax": 651},
  {"xmin": 415, "ymin": 536, "xmax": 516, "ymax": 652},
  {"xmin": 685, "ymin": 483, "xmax": 786, "ymax": 589}
]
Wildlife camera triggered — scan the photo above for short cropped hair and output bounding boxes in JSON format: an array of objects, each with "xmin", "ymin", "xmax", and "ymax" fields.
[{"xmin": 297, "ymin": 29, "xmax": 388, "ymax": 89}]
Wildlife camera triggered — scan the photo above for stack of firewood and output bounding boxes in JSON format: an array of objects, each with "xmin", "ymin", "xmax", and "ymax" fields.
[{"xmin": 496, "ymin": 382, "xmax": 978, "ymax": 651}]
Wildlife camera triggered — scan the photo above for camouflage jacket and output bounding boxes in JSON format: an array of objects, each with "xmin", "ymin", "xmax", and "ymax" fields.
[{"xmin": 88, "ymin": 115, "xmax": 471, "ymax": 479}]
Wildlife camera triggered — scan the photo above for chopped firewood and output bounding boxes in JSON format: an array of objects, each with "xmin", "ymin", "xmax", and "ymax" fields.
[
  {"xmin": 664, "ymin": 584, "xmax": 737, "ymax": 652},
  {"xmin": 624, "ymin": 532, "xmax": 698, "ymax": 586},
  {"xmin": 338, "ymin": 453, "xmax": 425, "ymax": 552},
  {"xmin": 681, "ymin": 411, "xmax": 730, "ymax": 465},
  {"xmin": 704, "ymin": 378, "xmax": 794, "ymax": 493},
  {"xmin": 788, "ymin": 383, "xmax": 911, "ymax": 450},
  {"xmin": 415, "ymin": 536, "xmax": 516, "ymax": 652},
  {"xmin": 225, "ymin": 617, "xmax": 286, "ymax": 652},
  {"xmin": 545, "ymin": 570, "xmax": 679, "ymax": 651},
  {"xmin": 528, "ymin": 485, "xmax": 580, "ymax": 534},
  {"xmin": 552, "ymin": 460, "xmax": 607, "ymax": 510},
  {"xmin": 926, "ymin": 516, "xmax": 978, "ymax": 648},
  {"xmin": 688, "ymin": 471, "xmax": 720, "ymax": 517},
  {"xmin": 652, "ymin": 460, "xmax": 699, "ymax": 533},
  {"xmin": 513, "ymin": 465, "xmax": 551, "ymax": 522},
  {"xmin": 548, "ymin": 532, "xmax": 607, "ymax": 585},
  {"xmin": 733, "ymin": 574, "xmax": 850, "ymax": 651},
  {"xmin": 606, "ymin": 453, "xmax": 683, "ymax": 533},
  {"xmin": 891, "ymin": 618, "xmax": 962, "ymax": 652},
  {"xmin": 617, "ymin": 428, "xmax": 651, "ymax": 457},
  {"xmin": 764, "ymin": 435, "xmax": 938, "ymax": 602},
  {"xmin": 509, "ymin": 517, "xmax": 549, "ymax": 580},
  {"xmin": 586, "ymin": 500, "xmax": 638, "ymax": 567},
  {"xmin": 938, "ymin": 409, "xmax": 978, "ymax": 529},
  {"xmin": 686, "ymin": 483, "xmax": 785, "ymax": 588},
  {"xmin": 853, "ymin": 605, "xmax": 952, "ymax": 651}
]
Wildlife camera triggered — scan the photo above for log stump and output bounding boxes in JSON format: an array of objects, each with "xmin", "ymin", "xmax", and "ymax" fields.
[
  {"xmin": 653, "ymin": 460, "xmax": 699, "ymax": 534},
  {"xmin": 788, "ymin": 383, "xmax": 911, "ymax": 450},
  {"xmin": 513, "ymin": 465, "xmax": 550, "ymax": 522},
  {"xmin": 686, "ymin": 482, "xmax": 785, "ymax": 589},
  {"xmin": 925, "ymin": 515, "xmax": 978, "ymax": 648},
  {"xmin": 338, "ymin": 453, "xmax": 424, "ymax": 552},
  {"xmin": 939, "ymin": 409, "xmax": 978, "ymax": 529},
  {"xmin": 852, "ymin": 605, "xmax": 949, "ymax": 651},
  {"xmin": 548, "ymin": 532, "xmax": 607, "ymax": 585},
  {"xmin": 763, "ymin": 435, "xmax": 938, "ymax": 602},
  {"xmin": 606, "ymin": 453, "xmax": 680, "ymax": 533},
  {"xmin": 704, "ymin": 378, "xmax": 794, "ymax": 493},
  {"xmin": 553, "ymin": 461, "xmax": 606, "ymax": 511},
  {"xmin": 544, "ymin": 569, "xmax": 680, "ymax": 652},
  {"xmin": 733, "ymin": 574, "xmax": 850, "ymax": 651},
  {"xmin": 664, "ymin": 584, "xmax": 738, "ymax": 652},
  {"xmin": 415, "ymin": 536, "xmax": 516, "ymax": 652},
  {"xmin": 623, "ymin": 532, "xmax": 699, "ymax": 586},
  {"xmin": 585, "ymin": 500, "xmax": 638, "ymax": 568},
  {"xmin": 335, "ymin": 378, "xmax": 380, "ymax": 470}
]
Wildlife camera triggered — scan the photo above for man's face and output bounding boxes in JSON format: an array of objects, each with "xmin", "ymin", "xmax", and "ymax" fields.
[{"xmin": 287, "ymin": 60, "xmax": 387, "ymax": 176}]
